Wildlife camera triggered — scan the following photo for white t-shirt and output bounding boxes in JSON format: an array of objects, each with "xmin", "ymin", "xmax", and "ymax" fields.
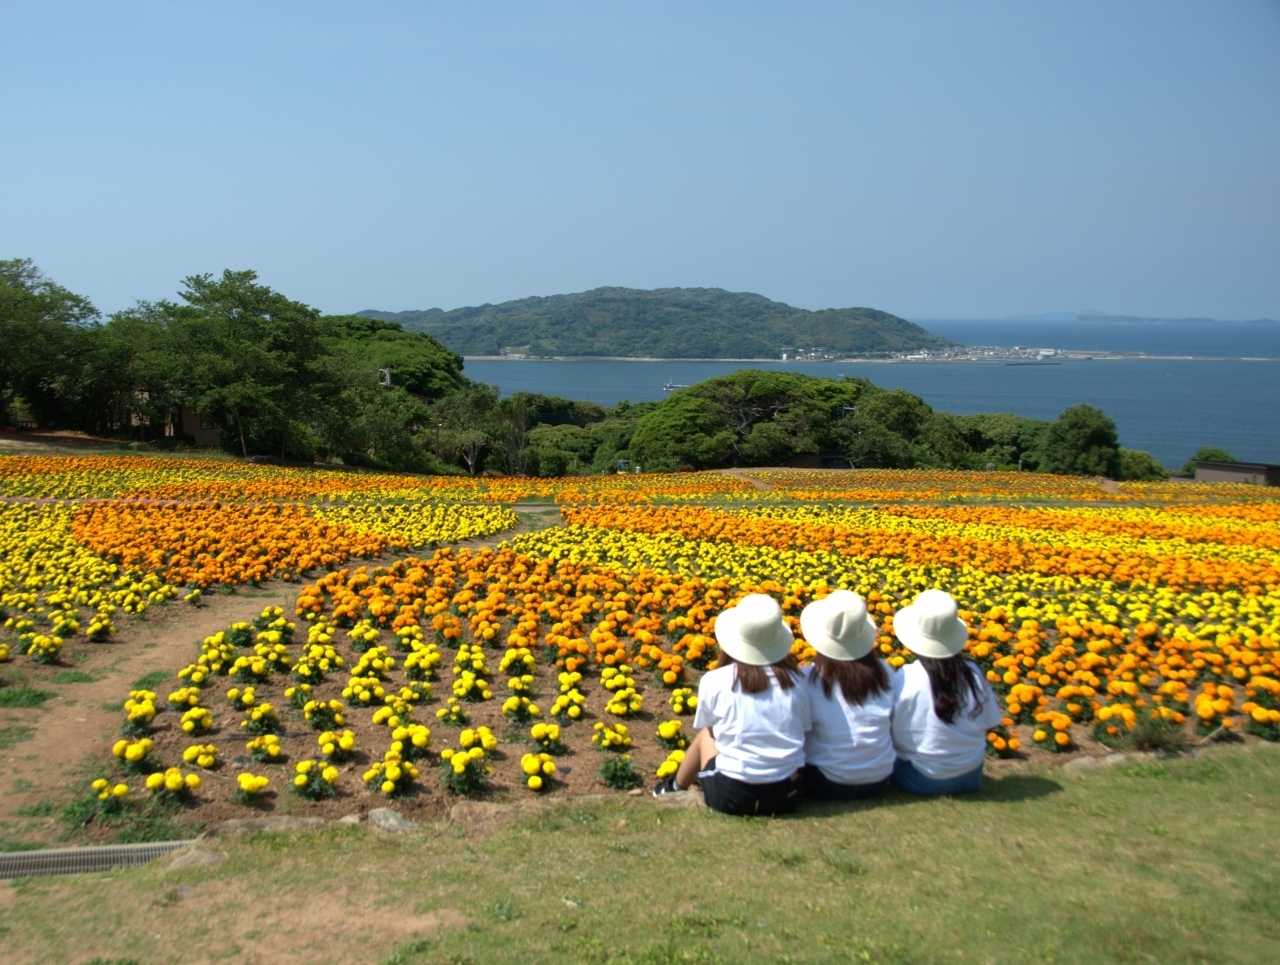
[
  {"xmin": 890, "ymin": 660, "xmax": 1002, "ymax": 780},
  {"xmin": 801, "ymin": 662, "xmax": 899, "ymax": 785},
  {"xmin": 694, "ymin": 664, "xmax": 812, "ymax": 784}
]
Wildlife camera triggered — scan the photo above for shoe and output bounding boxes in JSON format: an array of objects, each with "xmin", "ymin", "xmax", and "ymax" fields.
[{"xmin": 652, "ymin": 776, "xmax": 686, "ymax": 797}]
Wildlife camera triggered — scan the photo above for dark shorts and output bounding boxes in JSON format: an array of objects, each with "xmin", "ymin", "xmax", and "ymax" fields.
[
  {"xmin": 697, "ymin": 756, "xmax": 802, "ymax": 817},
  {"xmin": 801, "ymin": 764, "xmax": 890, "ymax": 802}
]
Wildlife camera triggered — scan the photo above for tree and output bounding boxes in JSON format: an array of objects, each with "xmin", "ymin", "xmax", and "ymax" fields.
[
  {"xmin": 629, "ymin": 370, "xmax": 865, "ymax": 470},
  {"xmin": 1180, "ymin": 446, "xmax": 1237, "ymax": 473},
  {"xmin": 159, "ymin": 270, "xmax": 330, "ymax": 457},
  {"xmin": 494, "ymin": 395, "xmax": 531, "ymax": 475},
  {"xmin": 323, "ymin": 315, "xmax": 466, "ymax": 400},
  {"xmin": 429, "ymin": 384, "xmax": 499, "ymax": 475},
  {"xmin": 1117, "ymin": 448, "xmax": 1169, "ymax": 481},
  {"xmin": 833, "ymin": 414, "xmax": 918, "ymax": 468},
  {"xmin": 952, "ymin": 412, "xmax": 1049, "ymax": 470},
  {"xmin": 0, "ymin": 259, "xmax": 99, "ymax": 428},
  {"xmin": 1040, "ymin": 404, "xmax": 1120, "ymax": 477}
]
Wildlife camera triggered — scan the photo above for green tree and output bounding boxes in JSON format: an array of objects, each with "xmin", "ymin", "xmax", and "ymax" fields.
[
  {"xmin": 1180, "ymin": 446, "xmax": 1238, "ymax": 473},
  {"xmin": 952, "ymin": 412, "xmax": 1049, "ymax": 469},
  {"xmin": 832, "ymin": 415, "xmax": 918, "ymax": 468},
  {"xmin": 1040, "ymin": 404, "xmax": 1120, "ymax": 477},
  {"xmin": 0, "ymin": 259, "xmax": 99, "ymax": 428},
  {"xmin": 429, "ymin": 384, "xmax": 499, "ymax": 475},
  {"xmin": 1117, "ymin": 448, "xmax": 1169, "ymax": 481},
  {"xmin": 630, "ymin": 370, "xmax": 865, "ymax": 470},
  {"xmin": 159, "ymin": 270, "xmax": 330, "ymax": 457},
  {"xmin": 323, "ymin": 315, "xmax": 466, "ymax": 400}
]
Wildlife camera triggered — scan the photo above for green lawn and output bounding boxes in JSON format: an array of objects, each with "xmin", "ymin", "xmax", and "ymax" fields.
[{"xmin": 3, "ymin": 745, "xmax": 1278, "ymax": 965}]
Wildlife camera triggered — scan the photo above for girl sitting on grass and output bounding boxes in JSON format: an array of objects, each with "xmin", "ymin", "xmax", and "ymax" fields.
[
  {"xmin": 889, "ymin": 589, "xmax": 1002, "ymax": 795},
  {"xmin": 653, "ymin": 593, "xmax": 811, "ymax": 816},
  {"xmin": 799, "ymin": 590, "xmax": 898, "ymax": 800}
]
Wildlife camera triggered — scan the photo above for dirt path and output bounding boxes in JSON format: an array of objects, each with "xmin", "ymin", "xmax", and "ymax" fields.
[
  {"xmin": 717, "ymin": 468, "xmax": 774, "ymax": 491},
  {"xmin": 0, "ymin": 586, "xmax": 301, "ymax": 836}
]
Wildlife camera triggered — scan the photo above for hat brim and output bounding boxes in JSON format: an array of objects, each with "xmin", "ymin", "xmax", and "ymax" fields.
[
  {"xmin": 893, "ymin": 604, "xmax": 969, "ymax": 658},
  {"xmin": 714, "ymin": 607, "xmax": 795, "ymax": 666},
  {"xmin": 800, "ymin": 609, "xmax": 878, "ymax": 662}
]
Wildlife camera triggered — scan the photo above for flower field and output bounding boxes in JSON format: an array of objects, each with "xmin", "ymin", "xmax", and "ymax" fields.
[{"xmin": 2, "ymin": 453, "xmax": 1279, "ymax": 830}]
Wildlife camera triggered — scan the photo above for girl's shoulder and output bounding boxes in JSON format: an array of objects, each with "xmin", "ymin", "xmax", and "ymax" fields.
[{"xmin": 697, "ymin": 664, "xmax": 736, "ymax": 694}]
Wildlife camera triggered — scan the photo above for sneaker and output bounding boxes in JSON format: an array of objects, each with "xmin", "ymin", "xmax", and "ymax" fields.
[{"xmin": 652, "ymin": 776, "xmax": 686, "ymax": 797}]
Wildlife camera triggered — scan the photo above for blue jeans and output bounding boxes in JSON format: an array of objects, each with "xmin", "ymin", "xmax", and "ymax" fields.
[{"xmin": 891, "ymin": 758, "xmax": 983, "ymax": 796}]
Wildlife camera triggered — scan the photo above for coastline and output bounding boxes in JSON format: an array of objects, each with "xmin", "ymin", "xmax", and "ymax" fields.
[{"xmin": 463, "ymin": 354, "xmax": 1280, "ymax": 363}]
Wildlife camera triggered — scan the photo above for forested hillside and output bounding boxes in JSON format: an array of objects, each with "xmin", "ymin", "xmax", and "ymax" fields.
[{"xmin": 359, "ymin": 287, "xmax": 952, "ymax": 358}]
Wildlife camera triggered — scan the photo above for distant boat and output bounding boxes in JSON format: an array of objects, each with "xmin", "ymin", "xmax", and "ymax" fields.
[
  {"xmin": 663, "ymin": 382, "xmax": 690, "ymax": 391},
  {"xmin": 1005, "ymin": 361, "xmax": 1061, "ymax": 366}
]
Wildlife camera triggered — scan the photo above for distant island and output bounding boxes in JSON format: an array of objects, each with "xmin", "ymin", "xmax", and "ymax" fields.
[
  {"xmin": 358, "ymin": 287, "xmax": 953, "ymax": 359},
  {"xmin": 1075, "ymin": 314, "xmax": 1278, "ymax": 325}
]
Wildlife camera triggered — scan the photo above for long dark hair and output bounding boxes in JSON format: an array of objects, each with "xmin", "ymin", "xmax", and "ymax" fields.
[
  {"xmin": 718, "ymin": 650, "xmax": 799, "ymax": 695},
  {"xmin": 812, "ymin": 652, "xmax": 890, "ymax": 706},
  {"xmin": 919, "ymin": 655, "xmax": 986, "ymax": 724}
]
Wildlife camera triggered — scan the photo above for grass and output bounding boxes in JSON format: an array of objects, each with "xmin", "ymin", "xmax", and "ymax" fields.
[
  {"xmin": 57, "ymin": 786, "xmax": 195, "ymax": 845},
  {"xmin": 130, "ymin": 670, "xmax": 172, "ymax": 691},
  {"xmin": 2, "ymin": 745, "xmax": 1279, "ymax": 964},
  {"xmin": 15, "ymin": 800, "xmax": 57, "ymax": 818},
  {"xmin": 0, "ymin": 687, "xmax": 56, "ymax": 708},
  {"xmin": 0, "ymin": 725, "xmax": 36, "ymax": 749}
]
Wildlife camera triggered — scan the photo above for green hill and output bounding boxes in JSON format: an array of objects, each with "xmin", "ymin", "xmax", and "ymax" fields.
[{"xmin": 357, "ymin": 287, "xmax": 952, "ymax": 358}]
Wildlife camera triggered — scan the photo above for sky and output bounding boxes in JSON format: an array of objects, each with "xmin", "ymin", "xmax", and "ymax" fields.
[{"xmin": 2, "ymin": 2, "xmax": 1278, "ymax": 320}]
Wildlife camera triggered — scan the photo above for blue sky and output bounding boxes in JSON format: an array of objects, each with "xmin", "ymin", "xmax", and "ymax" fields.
[{"xmin": 2, "ymin": 2, "xmax": 1278, "ymax": 319}]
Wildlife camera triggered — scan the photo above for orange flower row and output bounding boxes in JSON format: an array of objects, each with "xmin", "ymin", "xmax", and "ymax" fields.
[{"xmin": 71, "ymin": 501, "xmax": 396, "ymax": 588}]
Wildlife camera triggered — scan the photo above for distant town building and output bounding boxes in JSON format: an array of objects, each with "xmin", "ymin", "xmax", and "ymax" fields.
[{"xmin": 1194, "ymin": 460, "xmax": 1280, "ymax": 486}]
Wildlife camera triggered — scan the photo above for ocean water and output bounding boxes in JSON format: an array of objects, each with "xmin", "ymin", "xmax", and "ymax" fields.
[
  {"xmin": 464, "ymin": 354, "xmax": 1280, "ymax": 470},
  {"xmin": 920, "ymin": 318, "xmax": 1280, "ymax": 358}
]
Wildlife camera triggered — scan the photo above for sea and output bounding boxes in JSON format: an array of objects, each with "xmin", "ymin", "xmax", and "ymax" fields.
[{"xmin": 462, "ymin": 320, "xmax": 1280, "ymax": 470}]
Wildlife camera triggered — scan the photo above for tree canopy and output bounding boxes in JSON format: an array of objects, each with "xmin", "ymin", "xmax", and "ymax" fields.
[
  {"xmin": 1180, "ymin": 446, "xmax": 1238, "ymax": 473},
  {"xmin": 1039, "ymin": 404, "xmax": 1121, "ymax": 478},
  {"xmin": 0, "ymin": 264, "xmax": 468, "ymax": 471}
]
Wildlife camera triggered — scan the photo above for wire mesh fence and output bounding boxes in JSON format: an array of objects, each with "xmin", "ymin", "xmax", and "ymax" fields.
[{"xmin": 0, "ymin": 840, "xmax": 196, "ymax": 879}]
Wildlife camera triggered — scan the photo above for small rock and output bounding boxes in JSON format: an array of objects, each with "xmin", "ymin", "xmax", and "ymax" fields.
[
  {"xmin": 167, "ymin": 847, "xmax": 226, "ymax": 869},
  {"xmin": 1101, "ymin": 753, "xmax": 1128, "ymax": 766},
  {"xmin": 212, "ymin": 816, "xmax": 327, "ymax": 836},
  {"xmin": 653, "ymin": 787, "xmax": 706, "ymax": 808},
  {"xmin": 367, "ymin": 808, "xmax": 417, "ymax": 834},
  {"xmin": 336, "ymin": 813, "xmax": 363, "ymax": 825},
  {"xmin": 1063, "ymin": 756, "xmax": 1100, "ymax": 771}
]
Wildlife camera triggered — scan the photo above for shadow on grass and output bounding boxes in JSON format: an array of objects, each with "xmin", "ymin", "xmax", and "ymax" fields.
[{"xmin": 783, "ymin": 772, "xmax": 1063, "ymax": 821}]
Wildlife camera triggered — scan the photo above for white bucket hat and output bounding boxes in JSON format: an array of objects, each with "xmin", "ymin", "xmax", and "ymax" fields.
[
  {"xmin": 893, "ymin": 589, "xmax": 969, "ymax": 658},
  {"xmin": 713, "ymin": 594, "xmax": 794, "ymax": 666},
  {"xmin": 800, "ymin": 590, "xmax": 878, "ymax": 662}
]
